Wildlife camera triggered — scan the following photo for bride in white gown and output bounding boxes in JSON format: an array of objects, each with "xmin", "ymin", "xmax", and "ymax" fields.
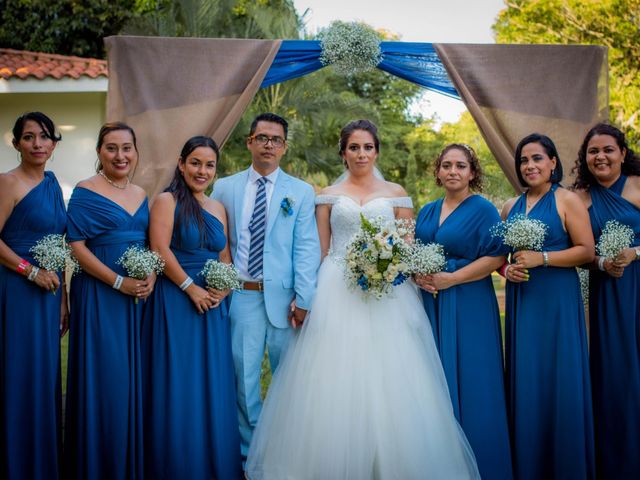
[{"xmin": 246, "ymin": 120, "xmax": 479, "ymax": 479}]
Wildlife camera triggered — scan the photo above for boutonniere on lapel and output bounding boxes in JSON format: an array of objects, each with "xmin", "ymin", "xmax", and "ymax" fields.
[{"xmin": 280, "ymin": 196, "xmax": 295, "ymax": 216}]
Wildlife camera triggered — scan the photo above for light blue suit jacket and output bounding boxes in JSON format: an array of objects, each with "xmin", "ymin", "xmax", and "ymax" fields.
[{"xmin": 211, "ymin": 168, "xmax": 320, "ymax": 328}]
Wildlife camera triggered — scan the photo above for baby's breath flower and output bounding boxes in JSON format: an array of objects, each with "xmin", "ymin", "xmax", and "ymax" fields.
[
  {"xmin": 491, "ymin": 214, "xmax": 548, "ymax": 252},
  {"xmin": 404, "ymin": 241, "xmax": 446, "ymax": 275},
  {"xmin": 577, "ymin": 268, "xmax": 589, "ymax": 307},
  {"xmin": 199, "ymin": 260, "xmax": 241, "ymax": 290},
  {"xmin": 319, "ymin": 21, "xmax": 382, "ymax": 76},
  {"xmin": 596, "ymin": 220, "xmax": 634, "ymax": 259},
  {"xmin": 117, "ymin": 246, "xmax": 164, "ymax": 280},
  {"xmin": 30, "ymin": 234, "xmax": 73, "ymax": 273}
]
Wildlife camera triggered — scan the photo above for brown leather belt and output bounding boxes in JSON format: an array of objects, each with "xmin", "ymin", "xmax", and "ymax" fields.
[{"xmin": 241, "ymin": 281, "xmax": 264, "ymax": 291}]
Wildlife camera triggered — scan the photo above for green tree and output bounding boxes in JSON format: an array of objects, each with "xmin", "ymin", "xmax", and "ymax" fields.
[
  {"xmin": 0, "ymin": 0, "xmax": 152, "ymax": 58},
  {"xmin": 493, "ymin": 0, "xmax": 640, "ymax": 145}
]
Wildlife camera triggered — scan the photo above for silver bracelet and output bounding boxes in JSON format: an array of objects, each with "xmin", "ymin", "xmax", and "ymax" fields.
[
  {"xmin": 597, "ymin": 257, "xmax": 606, "ymax": 272},
  {"xmin": 635, "ymin": 248, "xmax": 640, "ymax": 261},
  {"xmin": 179, "ymin": 276, "xmax": 193, "ymax": 291},
  {"xmin": 112, "ymin": 274, "xmax": 124, "ymax": 290},
  {"xmin": 504, "ymin": 264, "xmax": 512, "ymax": 280},
  {"xmin": 27, "ymin": 266, "xmax": 40, "ymax": 282},
  {"xmin": 542, "ymin": 251, "xmax": 549, "ymax": 268}
]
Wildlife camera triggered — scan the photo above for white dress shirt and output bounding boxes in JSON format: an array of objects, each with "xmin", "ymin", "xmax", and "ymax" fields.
[{"xmin": 235, "ymin": 166, "xmax": 280, "ymax": 281}]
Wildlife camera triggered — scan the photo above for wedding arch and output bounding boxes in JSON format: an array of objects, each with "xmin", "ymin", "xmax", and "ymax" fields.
[{"xmin": 105, "ymin": 36, "xmax": 608, "ymax": 197}]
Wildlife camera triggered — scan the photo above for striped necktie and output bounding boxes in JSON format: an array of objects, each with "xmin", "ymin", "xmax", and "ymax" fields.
[{"xmin": 247, "ymin": 177, "xmax": 267, "ymax": 278}]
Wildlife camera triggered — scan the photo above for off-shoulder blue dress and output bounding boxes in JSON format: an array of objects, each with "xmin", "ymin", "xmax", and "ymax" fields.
[
  {"xmin": 505, "ymin": 184, "xmax": 594, "ymax": 480},
  {"xmin": 588, "ymin": 174, "xmax": 640, "ymax": 479},
  {"xmin": 141, "ymin": 205, "xmax": 241, "ymax": 479},
  {"xmin": 416, "ymin": 194, "xmax": 513, "ymax": 480},
  {"xmin": 0, "ymin": 172, "xmax": 66, "ymax": 479},
  {"xmin": 64, "ymin": 187, "xmax": 148, "ymax": 479}
]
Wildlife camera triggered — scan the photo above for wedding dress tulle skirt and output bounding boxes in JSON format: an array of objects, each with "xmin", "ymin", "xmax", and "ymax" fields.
[{"xmin": 246, "ymin": 258, "xmax": 480, "ymax": 479}]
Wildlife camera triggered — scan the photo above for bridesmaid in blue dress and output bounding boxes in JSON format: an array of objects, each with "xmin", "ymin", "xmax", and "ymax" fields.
[
  {"xmin": 0, "ymin": 112, "xmax": 67, "ymax": 479},
  {"xmin": 143, "ymin": 136, "xmax": 241, "ymax": 479},
  {"xmin": 64, "ymin": 122, "xmax": 155, "ymax": 479},
  {"xmin": 573, "ymin": 123, "xmax": 640, "ymax": 479},
  {"xmin": 415, "ymin": 144, "xmax": 513, "ymax": 480},
  {"xmin": 502, "ymin": 133, "xmax": 595, "ymax": 480}
]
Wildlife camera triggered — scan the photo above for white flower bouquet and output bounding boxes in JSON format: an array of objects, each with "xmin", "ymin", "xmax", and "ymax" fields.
[
  {"xmin": 29, "ymin": 233, "xmax": 80, "ymax": 293},
  {"xmin": 199, "ymin": 260, "xmax": 241, "ymax": 290},
  {"xmin": 491, "ymin": 214, "xmax": 548, "ymax": 252},
  {"xmin": 117, "ymin": 246, "xmax": 165, "ymax": 303},
  {"xmin": 596, "ymin": 220, "xmax": 634, "ymax": 259},
  {"xmin": 344, "ymin": 214, "xmax": 412, "ymax": 299}
]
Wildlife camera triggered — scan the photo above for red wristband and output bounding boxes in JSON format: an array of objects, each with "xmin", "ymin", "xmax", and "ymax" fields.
[
  {"xmin": 498, "ymin": 261, "xmax": 509, "ymax": 278},
  {"xmin": 16, "ymin": 259, "xmax": 30, "ymax": 274}
]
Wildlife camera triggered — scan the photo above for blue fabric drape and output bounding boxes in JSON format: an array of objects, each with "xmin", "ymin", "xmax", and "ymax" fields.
[{"xmin": 261, "ymin": 40, "xmax": 459, "ymax": 99}]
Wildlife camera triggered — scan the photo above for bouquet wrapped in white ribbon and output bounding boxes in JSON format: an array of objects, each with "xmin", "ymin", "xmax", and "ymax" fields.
[{"xmin": 29, "ymin": 233, "xmax": 80, "ymax": 293}]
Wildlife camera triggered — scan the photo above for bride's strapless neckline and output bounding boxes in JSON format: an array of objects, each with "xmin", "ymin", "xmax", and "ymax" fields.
[{"xmin": 318, "ymin": 194, "xmax": 410, "ymax": 208}]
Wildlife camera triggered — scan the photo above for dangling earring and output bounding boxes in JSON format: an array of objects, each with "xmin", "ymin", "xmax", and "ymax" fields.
[{"xmin": 550, "ymin": 169, "xmax": 555, "ymax": 179}]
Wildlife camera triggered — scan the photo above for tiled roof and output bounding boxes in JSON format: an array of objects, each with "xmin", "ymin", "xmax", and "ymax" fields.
[{"xmin": 0, "ymin": 48, "xmax": 108, "ymax": 80}]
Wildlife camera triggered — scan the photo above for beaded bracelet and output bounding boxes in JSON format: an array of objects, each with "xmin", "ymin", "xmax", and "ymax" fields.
[
  {"xmin": 179, "ymin": 276, "xmax": 193, "ymax": 291},
  {"xmin": 112, "ymin": 274, "xmax": 124, "ymax": 290},
  {"xmin": 16, "ymin": 258, "xmax": 30, "ymax": 274},
  {"xmin": 27, "ymin": 266, "xmax": 40, "ymax": 282},
  {"xmin": 597, "ymin": 257, "xmax": 606, "ymax": 272},
  {"xmin": 542, "ymin": 251, "xmax": 549, "ymax": 268}
]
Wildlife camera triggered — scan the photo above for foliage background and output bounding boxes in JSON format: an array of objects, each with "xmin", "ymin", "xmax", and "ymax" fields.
[{"xmin": 2, "ymin": 0, "xmax": 638, "ymax": 207}]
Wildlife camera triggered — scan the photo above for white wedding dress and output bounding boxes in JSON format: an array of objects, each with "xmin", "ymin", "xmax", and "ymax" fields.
[{"xmin": 246, "ymin": 195, "xmax": 480, "ymax": 480}]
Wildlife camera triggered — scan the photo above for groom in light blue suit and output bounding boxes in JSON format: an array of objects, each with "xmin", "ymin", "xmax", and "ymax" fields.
[{"xmin": 211, "ymin": 113, "xmax": 320, "ymax": 460}]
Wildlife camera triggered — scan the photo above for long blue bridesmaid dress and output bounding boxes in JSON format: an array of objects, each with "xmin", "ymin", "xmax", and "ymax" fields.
[
  {"xmin": 588, "ymin": 174, "xmax": 640, "ymax": 479},
  {"xmin": 142, "ymin": 204, "xmax": 242, "ymax": 480},
  {"xmin": 505, "ymin": 184, "xmax": 595, "ymax": 480},
  {"xmin": 64, "ymin": 187, "xmax": 148, "ymax": 479},
  {"xmin": 415, "ymin": 194, "xmax": 513, "ymax": 480},
  {"xmin": 0, "ymin": 171, "xmax": 66, "ymax": 479}
]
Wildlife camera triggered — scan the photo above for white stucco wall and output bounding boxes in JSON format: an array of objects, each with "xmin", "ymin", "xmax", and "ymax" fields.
[{"xmin": 1, "ymin": 91, "xmax": 106, "ymax": 202}]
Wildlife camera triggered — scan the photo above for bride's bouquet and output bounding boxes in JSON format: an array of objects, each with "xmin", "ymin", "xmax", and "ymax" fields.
[
  {"xmin": 344, "ymin": 214, "xmax": 412, "ymax": 299},
  {"xmin": 491, "ymin": 214, "xmax": 548, "ymax": 252}
]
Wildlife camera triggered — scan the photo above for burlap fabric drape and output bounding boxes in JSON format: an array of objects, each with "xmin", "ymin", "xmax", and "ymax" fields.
[
  {"xmin": 434, "ymin": 44, "xmax": 608, "ymax": 192},
  {"xmin": 105, "ymin": 36, "xmax": 281, "ymax": 197}
]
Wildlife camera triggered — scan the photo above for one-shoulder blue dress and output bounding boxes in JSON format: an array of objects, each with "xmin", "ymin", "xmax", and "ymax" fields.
[
  {"xmin": 142, "ymin": 205, "xmax": 241, "ymax": 480},
  {"xmin": 588, "ymin": 174, "xmax": 640, "ymax": 479},
  {"xmin": 505, "ymin": 184, "xmax": 594, "ymax": 480},
  {"xmin": 1, "ymin": 172, "xmax": 66, "ymax": 480},
  {"xmin": 64, "ymin": 187, "xmax": 148, "ymax": 479},
  {"xmin": 416, "ymin": 194, "xmax": 513, "ymax": 480}
]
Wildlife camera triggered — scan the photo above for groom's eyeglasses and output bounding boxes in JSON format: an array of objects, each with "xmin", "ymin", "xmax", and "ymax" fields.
[{"xmin": 249, "ymin": 134, "xmax": 286, "ymax": 148}]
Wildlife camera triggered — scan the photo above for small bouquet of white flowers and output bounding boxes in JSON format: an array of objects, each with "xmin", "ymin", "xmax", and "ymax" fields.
[
  {"xmin": 29, "ymin": 233, "xmax": 80, "ymax": 294},
  {"xmin": 491, "ymin": 214, "xmax": 548, "ymax": 252},
  {"xmin": 596, "ymin": 220, "xmax": 634, "ymax": 259},
  {"xmin": 344, "ymin": 214, "xmax": 412, "ymax": 299},
  {"xmin": 577, "ymin": 267, "xmax": 589, "ymax": 307},
  {"xmin": 404, "ymin": 241, "xmax": 446, "ymax": 276},
  {"xmin": 117, "ymin": 246, "xmax": 165, "ymax": 303},
  {"xmin": 199, "ymin": 260, "xmax": 241, "ymax": 290}
]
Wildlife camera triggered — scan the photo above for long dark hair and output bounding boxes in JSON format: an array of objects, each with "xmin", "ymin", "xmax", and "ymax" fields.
[
  {"xmin": 572, "ymin": 123, "xmax": 640, "ymax": 190},
  {"xmin": 12, "ymin": 111, "xmax": 61, "ymax": 145},
  {"xmin": 514, "ymin": 133, "xmax": 563, "ymax": 188},
  {"xmin": 165, "ymin": 136, "xmax": 220, "ymax": 247},
  {"xmin": 95, "ymin": 122, "xmax": 138, "ymax": 173}
]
